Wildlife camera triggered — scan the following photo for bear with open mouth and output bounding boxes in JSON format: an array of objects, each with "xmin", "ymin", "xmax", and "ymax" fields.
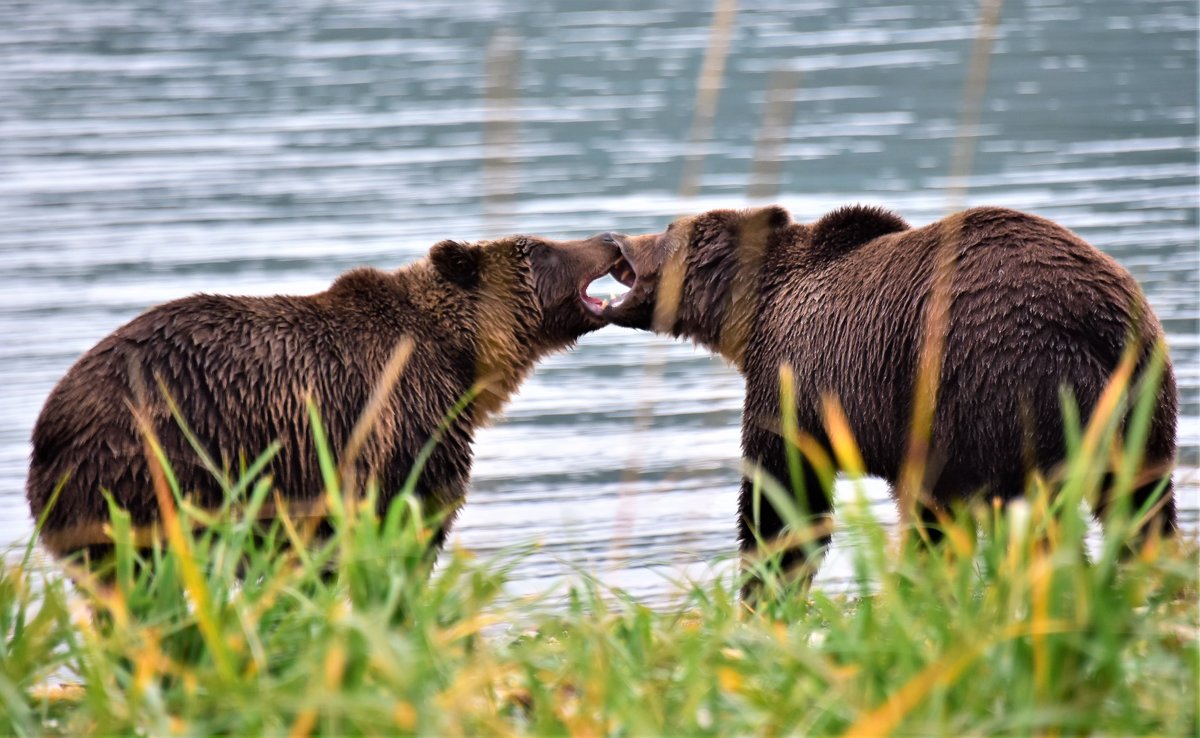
[
  {"xmin": 28, "ymin": 231, "xmax": 623, "ymax": 566},
  {"xmin": 594, "ymin": 204, "xmax": 1177, "ymax": 592}
]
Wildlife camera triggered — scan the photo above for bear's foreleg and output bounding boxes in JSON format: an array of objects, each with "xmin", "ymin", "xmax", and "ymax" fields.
[{"xmin": 738, "ymin": 420, "xmax": 836, "ymax": 601}]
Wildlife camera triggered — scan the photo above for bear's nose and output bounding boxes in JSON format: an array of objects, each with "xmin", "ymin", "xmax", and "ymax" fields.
[{"xmin": 602, "ymin": 232, "xmax": 617, "ymax": 244}]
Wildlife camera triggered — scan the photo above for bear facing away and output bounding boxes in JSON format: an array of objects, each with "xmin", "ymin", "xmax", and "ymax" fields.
[
  {"xmin": 28, "ymin": 232, "xmax": 623, "ymax": 562},
  {"xmin": 599, "ymin": 205, "xmax": 1177, "ymax": 585}
]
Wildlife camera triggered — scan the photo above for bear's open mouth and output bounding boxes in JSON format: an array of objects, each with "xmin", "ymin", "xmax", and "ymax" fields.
[
  {"xmin": 581, "ymin": 255, "xmax": 637, "ymax": 316},
  {"xmin": 579, "ymin": 288, "xmax": 606, "ymax": 315},
  {"xmin": 610, "ymin": 256, "xmax": 636, "ymax": 289}
]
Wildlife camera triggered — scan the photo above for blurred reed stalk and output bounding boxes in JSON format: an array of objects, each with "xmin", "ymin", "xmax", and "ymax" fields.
[
  {"xmin": 482, "ymin": 30, "xmax": 521, "ymax": 235},
  {"xmin": 748, "ymin": 65, "xmax": 803, "ymax": 201},
  {"xmin": 945, "ymin": 0, "xmax": 1004, "ymax": 211},
  {"xmin": 677, "ymin": 0, "xmax": 739, "ymax": 201},
  {"xmin": 611, "ymin": 0, "xmax": 739, "ymax": 563},
  {"xmin": 897, "ymin": 0, "xmax": 1003, "ymax": 538},
  {"xmin": 338, "ymin": 338, "xmax": 415, "ymax": 505}
]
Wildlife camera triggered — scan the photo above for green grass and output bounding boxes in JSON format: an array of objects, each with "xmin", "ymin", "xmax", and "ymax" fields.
[{"xmin": 2, "ymin": 368, "xmax": 1197, "ymax": 737}]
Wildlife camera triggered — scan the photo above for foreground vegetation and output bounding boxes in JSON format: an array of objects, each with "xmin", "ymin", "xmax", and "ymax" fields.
[{"xmin": 2, "ymin": 371, "xmax": 1197, "ymax": 737}]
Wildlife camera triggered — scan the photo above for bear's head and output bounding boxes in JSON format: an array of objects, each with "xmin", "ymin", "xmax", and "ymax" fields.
[
  {"xmin": 599, "ymin": 206, "xmax": 792, "ymax": 365},
  {"xmin": 431, "ymin": 232, "xmax": 623, "ymax": 345},
  {"xmin": 430, "ymin": 232, "xmax": 622, "ymax": 411}
]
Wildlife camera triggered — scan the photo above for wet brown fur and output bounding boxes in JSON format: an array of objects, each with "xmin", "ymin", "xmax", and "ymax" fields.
[
  {"xmin": 606, "ymin": 205, "xmax": 1178, "ymax": 580},
  {"xmin": 28, "ymin": 234, "xmax": 620, "ymax": 560}
]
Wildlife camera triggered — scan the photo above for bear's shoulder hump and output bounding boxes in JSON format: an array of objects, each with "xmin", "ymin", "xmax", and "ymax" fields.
[
  {"xmin": 328, "ymin": 267, "xmax": 402, "ymax": 297},
  {"xmin": 808, "ymin": 204, "xmax": 909, "ymax": 259}
]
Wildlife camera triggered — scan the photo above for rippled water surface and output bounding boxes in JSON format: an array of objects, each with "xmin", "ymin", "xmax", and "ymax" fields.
[{"xmin": 1, "ymin": 0, "xmax": 1196, "ymax": 600}]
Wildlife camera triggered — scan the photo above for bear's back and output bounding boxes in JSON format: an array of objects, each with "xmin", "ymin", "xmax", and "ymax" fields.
[
  {"xmin": 26, "ymin": 271, "xmax": 475, "ymax": 556},
  {"xmin": 750, "ymin": 205, "xmax": 1164, "ymax": 477},
  {"xmin": 28, "ymin": 292, "xmax": 347, "ymax": 539}
]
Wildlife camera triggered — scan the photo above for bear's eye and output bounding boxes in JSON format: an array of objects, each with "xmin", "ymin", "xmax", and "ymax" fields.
[{"xmin": 530, "ymin": 241, "xmax": 563, "ymax": 272}]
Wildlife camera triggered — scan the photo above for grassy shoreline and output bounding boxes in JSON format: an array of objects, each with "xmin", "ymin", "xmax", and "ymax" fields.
[
  {"xmin": 3, "ymin": 382, "xmax": 1198, "ymax": 736},
  {"xmin": 3, "ymin": 486, "xmax": 1196, "ymax": 735}
]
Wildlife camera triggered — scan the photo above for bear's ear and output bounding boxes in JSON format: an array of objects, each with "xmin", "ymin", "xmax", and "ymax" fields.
[
  {"xmin": 430, "ymin": 240, "xmax": 482, "ymax": 289},
  {"xmin": 758, "ymin": 205, "xmax": 791, "ymax": 230}
]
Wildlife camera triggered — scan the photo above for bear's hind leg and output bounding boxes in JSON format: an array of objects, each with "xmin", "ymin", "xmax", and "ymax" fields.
[
  {"xmin": 915, "ymin": 502, "xmax": 949, "ymax": 548},
  {"xmin": 1094, "ymin": 473, "xmax": 1177, "ymax": 550},
  {"xmin": 894, "ymin": 473, "xmax": 981, "ymax": 559}
]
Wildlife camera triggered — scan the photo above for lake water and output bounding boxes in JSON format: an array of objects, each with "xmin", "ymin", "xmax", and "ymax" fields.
[{"xmin": 1, "ymin": 0, "xmax": 1196, "ymax": 602}]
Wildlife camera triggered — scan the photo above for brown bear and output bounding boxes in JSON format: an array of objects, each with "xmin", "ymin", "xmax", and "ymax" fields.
[
  {"xmin": 599, "ymin": 205, "xmax": 1177, "ymax": 584},
  {"xmin": 28, "ymin": 232, "xmax": 623, "ymax": 562}
]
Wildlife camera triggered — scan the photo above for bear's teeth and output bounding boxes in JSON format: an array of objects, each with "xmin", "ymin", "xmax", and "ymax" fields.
[{"xmin": 600, "ymin": 299, "xmax": 609, "ymax": 309}]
